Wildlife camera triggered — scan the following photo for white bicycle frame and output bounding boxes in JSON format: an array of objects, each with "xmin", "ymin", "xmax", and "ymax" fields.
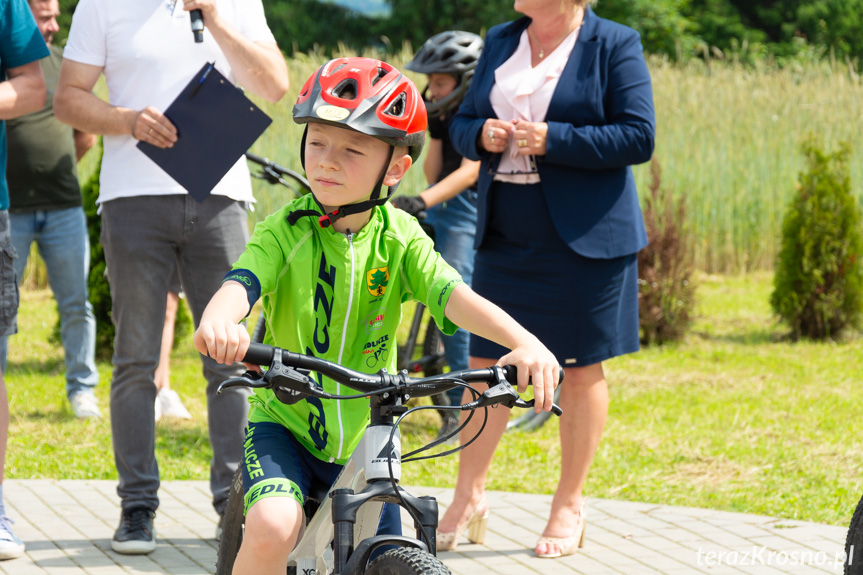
[{"xmin": 289, "ymin": 424, "xmax": 402, "ymax": 574}]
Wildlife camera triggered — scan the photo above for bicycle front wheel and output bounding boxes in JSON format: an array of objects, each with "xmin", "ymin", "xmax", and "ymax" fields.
[
  {"xmin": 215, "ymin": 468, "xmax": 245, "ymax": 575},
  {"xmin": 364, "ymin": 547, "xmax": 452, "ymax": 575},
  {"xmin": 845, "ymin": 492, "xmax": 863, "ymax": 573},
  {"xmin": 422, "ymin": 321, "xmax": 445, "ymax": 375}
]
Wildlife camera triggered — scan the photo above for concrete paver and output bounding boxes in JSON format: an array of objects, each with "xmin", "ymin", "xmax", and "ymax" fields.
[{"xmin": 0, "ymin": 480, "xmax": 849, "ymax": 574}]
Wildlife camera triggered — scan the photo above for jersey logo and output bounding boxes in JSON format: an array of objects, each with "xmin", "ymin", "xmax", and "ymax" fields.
[
  {"xmin": 313, "ymin": 254, "xmax": 337, "ymax": 355},
  {"xmin": 224, "ymin": 273, "xmax": 252, "ymax": 287},
  {"xmin": 366, "ymin": 267, "xmax": 389, "ymax": 296},
  {"xmin": 302, "ymin": 252, "xmax": 336, "ymax": 452},
  {"xmin": 363, "ymin": 307, "xmax": 385, "ymax": 334},
  {"xmin": 364, "ymin": 340, "xmax": 389, "ymax": 368},
  {"xmin": 305, "ymin": 393, "xmax": 329, "ymax": 452}
]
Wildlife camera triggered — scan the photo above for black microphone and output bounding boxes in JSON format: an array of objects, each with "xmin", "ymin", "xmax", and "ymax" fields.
[{"xmin": 190, "ymin": 9, "xmax": 204, "ymax": 43}]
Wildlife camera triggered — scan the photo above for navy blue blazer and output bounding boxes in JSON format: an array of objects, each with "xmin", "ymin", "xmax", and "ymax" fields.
[{"xmin": 450, "ymin": 8, "xmax": 655, "ymax": 259}]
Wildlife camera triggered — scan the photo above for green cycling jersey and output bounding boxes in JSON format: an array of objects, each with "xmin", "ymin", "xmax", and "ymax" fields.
[{"xmin": 229, "ymin": 193, "xmax": 463, "ymax": 464}]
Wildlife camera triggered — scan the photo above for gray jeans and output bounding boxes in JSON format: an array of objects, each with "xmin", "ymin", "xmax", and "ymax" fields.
[{"xmin": 101, "ymin": 195, "xmax": 251, "ymax": 515}]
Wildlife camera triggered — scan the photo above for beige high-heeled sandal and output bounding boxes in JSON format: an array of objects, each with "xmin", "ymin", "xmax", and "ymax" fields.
[
  {"xmin": 436, "ymin": 496, "xmax": 489, "ymax": 552},
  {"xmin": 535, "ymin": 504, "xmax": 586, "ymax": 558}
]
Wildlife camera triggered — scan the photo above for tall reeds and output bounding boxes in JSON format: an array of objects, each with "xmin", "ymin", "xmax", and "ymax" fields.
[
  {"xmin": 74, "ymin": 52, "xmax": 863, "ymax": 274},
  {"xmin": 638, "ymin": 55, "xmax": 863, "ymax": 272}
]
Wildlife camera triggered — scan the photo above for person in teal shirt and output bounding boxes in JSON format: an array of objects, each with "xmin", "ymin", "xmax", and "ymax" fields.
[
  {"xmin": 2, "ymin": 0, "xmax": 101, "ymax": 422},
  {"xmin": 0, "ymin": 0, "xmax": 48, "ymax": 559},
  {"xmin": 194, "ymin": 57, "xmax": 560, "ymax": 575}
]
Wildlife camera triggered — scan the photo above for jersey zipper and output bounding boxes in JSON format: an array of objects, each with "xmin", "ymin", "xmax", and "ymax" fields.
[{"xmin": 335, "ymin": 231, "xmax": 355, "ymax": 460}]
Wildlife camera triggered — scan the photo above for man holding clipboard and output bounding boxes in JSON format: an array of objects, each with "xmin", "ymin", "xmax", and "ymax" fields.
[{"xmin": 54, "ymin": 0, "xmax": 288, "ymax": 555}]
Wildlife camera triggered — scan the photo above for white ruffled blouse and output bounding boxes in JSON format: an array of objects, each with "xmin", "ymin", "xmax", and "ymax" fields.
[{"xmin": 489, "ymin": 26, "xmax": 580, "ymax": 184}]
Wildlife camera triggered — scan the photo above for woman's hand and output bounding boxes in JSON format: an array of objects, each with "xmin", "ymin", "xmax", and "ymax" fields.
[
  {"xmin": 513, "ymin": 119, "xmax": 549, "ymax": 156},
  {"xmin": 194, "ymin": 320, "xmax": 250, "ymax": 365},
  {"xmin": 480, "ymin": 119, "xmax": 514, "ymax": 153},
  {"xmin": 497, "ymin": 338, "xmax": 560, "ymax": 413}
]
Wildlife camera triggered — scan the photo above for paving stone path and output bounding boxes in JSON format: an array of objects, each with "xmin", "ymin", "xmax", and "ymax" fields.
[{"xmin": 0, "ymin": 480, "xmax": 849, "ymax": 574}]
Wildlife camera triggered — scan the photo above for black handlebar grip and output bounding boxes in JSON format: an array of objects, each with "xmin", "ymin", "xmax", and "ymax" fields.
[
  {"xmin": 502, "ymin": 365, "xmax": 565, "ymax": 385},
  {"xmin": 243, "ymin": 342, "xmax": 274, "ymax": 366}
]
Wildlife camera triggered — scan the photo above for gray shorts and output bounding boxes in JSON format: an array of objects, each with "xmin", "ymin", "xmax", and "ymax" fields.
[{"xmin": 0, "ymin": 211, "xmax": 18, "ymax": 337}]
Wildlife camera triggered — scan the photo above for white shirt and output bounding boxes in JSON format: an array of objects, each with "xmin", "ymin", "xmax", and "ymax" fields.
[
  {"xmin": 490, "ymin": 27, "xmax": 579, "ymax": 184},
  {"xmin": 64, "ymin": 0, "xmax": 277, "ymax": 204}
]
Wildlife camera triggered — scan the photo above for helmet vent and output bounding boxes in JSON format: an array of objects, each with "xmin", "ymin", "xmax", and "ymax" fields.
[
  {"xmin": 385, "ymin": 91, "xmax": 407, "ymax": 117},
  {"xmin": 372, "ymin": 67, "xmax": 388, "ymax": 86},
  {"xmin": 333, "ymin": 79, "xmax": 358, "ymax": 100},
  {"xmin": 331, "ymin": 63, "xmax": 348, "ymax": 74}
]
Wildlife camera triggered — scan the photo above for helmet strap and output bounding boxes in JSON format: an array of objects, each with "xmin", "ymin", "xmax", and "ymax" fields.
[{"xmin": 288, "ymin": 140, "xmax": 397, "ymax": 229}]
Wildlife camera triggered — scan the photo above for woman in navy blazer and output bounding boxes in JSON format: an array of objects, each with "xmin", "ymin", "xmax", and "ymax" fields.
[{"xmin": 438, "ymin": 0, "xmax": 655, "ymax": 558}]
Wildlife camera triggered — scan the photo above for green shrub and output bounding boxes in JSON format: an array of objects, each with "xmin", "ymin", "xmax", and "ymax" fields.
[
  {"xmin": 80, "ymin": 144, "xmax": 192, "ymax": 361},
  {"xmin": 79, "ymin": 147, "xmax": 112, "ymax": 360},
  {"xmin": 770, "ymin": 137, "xmax": 863, "ymax": 340},
  {"xmin": 638, "ymin": 157, "xmax": 696, "ymax": 345}
]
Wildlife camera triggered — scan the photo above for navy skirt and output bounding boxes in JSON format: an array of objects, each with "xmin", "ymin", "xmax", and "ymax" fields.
[{"xmin": 470, "ymin": 181, "xmax": 640, "ymax": 367}]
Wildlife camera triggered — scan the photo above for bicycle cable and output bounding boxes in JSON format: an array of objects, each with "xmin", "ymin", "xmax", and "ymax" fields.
[
  {"xmin": 384, "ymin": 382, "xmax": 488, "ymax": 551},
  {"xmin": 401, "ymin": 381, "xmax": 479, "ymax": 460}
]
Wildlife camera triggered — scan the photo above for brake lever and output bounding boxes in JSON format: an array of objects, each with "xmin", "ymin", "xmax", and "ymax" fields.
[
  {"xmin": 267, "ymin": 363, "xmax": 316, "ymax": 405},
  {"xmin": 462, "ymin": 377, "xmax": 520, "ymax": 411},
  {"xmin": 513, "ymin": 397, "xmax": 563, "ymax": 416},
  {"xmin": 464, "ymin": 366, "xmax": 563, "ymax": 416},
  {"xmin": 217, "ymin": 370, "xmax": 269, "ymax": 393},
  {"xmin": 263, "ymin": 166, "xmax": 282, "ymax": 185}
]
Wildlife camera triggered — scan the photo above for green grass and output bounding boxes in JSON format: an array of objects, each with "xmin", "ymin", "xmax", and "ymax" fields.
[
  {"xmin": 6, "ymin": 289, "xmax": 214, "ymax": 480},
  {"xmin": 8, "ymin": 272, "xmax": 863, "ymax": 526},
  {"xmin": 400, "ymin": 273, "xmax": 863, "ymax": 526}
]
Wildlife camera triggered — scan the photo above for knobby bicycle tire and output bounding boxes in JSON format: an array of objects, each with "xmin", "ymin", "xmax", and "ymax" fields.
[
  {"xmin": 422, "ymin": 320, "xmax": 446, "ymax": 377},
  {"xmin": 423, "ymin": 320, "xmax": 453, "ymax": 423},
  {"xmin": 215, "ymin": 468, "xmax": 245, "ymax": 575},
  {"xmin": 845, "ymin": 492, "xmax": 863, "ymax": 573},
  {"xmin": 251, "ymin": 313, "xmax": 267, "ymax": 345},
  {"xmin": 364, "ymin": 547, "xmax": 452, "ymax": 575},
  {"xmin": 423, "ymin": 317, "xmax": 445, "ymax": 377}
]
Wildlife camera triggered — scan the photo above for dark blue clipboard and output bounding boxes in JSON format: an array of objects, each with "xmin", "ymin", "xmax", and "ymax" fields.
[{"xmin": 136, "ymin": 62, "xmax": 272, "ymax": 202}]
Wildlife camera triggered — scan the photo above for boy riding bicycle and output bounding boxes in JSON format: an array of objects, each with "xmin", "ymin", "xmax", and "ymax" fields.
[{"xmin": 194, "ymin": 57, "xmax": 559, "ymax": 575}]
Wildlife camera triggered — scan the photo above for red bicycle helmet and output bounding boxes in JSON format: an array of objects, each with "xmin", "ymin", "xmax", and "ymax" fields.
[
  {"xmin": 293, "ymin": 57, "xmax": 427, "ymax": 161},
  {"xmin": 288, "ymin": 58, "xmax": 427, "ymax": 228}
]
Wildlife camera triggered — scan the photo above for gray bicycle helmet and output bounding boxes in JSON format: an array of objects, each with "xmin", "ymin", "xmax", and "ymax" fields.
[{"xmin": 406, "ymin": 30, "xmax": 483, "ymax": 116}]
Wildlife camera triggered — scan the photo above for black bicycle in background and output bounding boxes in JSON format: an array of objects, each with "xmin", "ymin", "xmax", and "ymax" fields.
[{"xmin": 844, "ymin": 497, "xmax": 863, "ymax": 573}]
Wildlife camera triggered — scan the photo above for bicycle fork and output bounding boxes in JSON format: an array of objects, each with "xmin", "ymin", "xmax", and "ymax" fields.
[{"xmin": 332, "ymin": 423, "xmax": 440, "ymax": 574}]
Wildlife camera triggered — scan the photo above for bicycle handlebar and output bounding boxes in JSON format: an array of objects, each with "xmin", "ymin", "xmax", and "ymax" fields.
[
  {"xmin": 232, "ymin": 342, "xmax": 563, "ymax": 415},
  {"xmin": 244, "ymin": 152, "xmax": 310, "ymax": 190}
]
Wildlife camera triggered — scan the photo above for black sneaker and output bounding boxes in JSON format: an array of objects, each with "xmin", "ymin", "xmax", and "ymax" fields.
[{"xmin": 111, "ymin": 507, "xmax": 156, "ymax": 554}]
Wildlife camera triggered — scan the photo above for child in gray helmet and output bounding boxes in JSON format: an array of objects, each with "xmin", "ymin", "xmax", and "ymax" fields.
[{"xmin": 394, "ymin": 31, "xmax": 484, "ymax": 438}]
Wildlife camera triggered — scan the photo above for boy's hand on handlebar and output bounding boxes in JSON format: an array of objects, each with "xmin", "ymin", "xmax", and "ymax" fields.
[
  {"xmin": 497, "ymin": 339, "xmax": 559, "ymax": 414},
  {"xmin": 194, "ymin": 320, "xmax": 251, "ymax": 366}
]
